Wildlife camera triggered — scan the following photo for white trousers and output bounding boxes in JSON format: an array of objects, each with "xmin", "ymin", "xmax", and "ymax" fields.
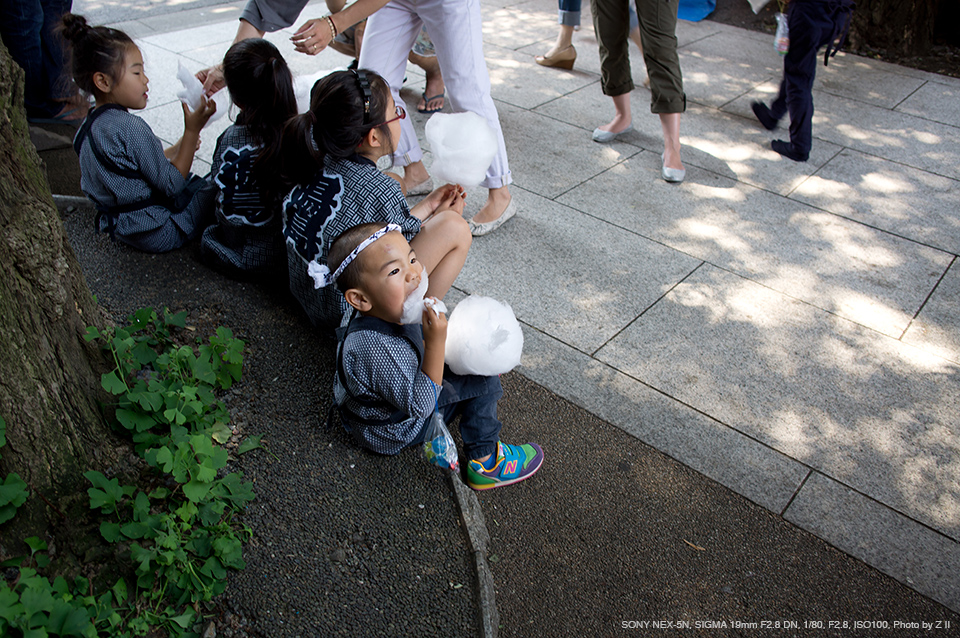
[{"xmin": 358, "ymin": 0, "xmax": 512, "ymax": 189}]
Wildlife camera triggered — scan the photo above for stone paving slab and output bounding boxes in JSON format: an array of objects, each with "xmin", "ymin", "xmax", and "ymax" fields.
[
  {"xmin": 594, "ymin": 266, "xmax": 960, "ymax": 544},
  {"xmin": 785, "ymin": 472, "xmax": 960, "ymax": 612},
  {"xmin": 789, "ymin": 148, "xmax": 960, "ymax": 257},
  {"xmin": 902, "ymin": 261, "xmax": 960, "ymax": 365},
  {"xmin": 518, "ymin": 327, "xmax": 811, "ymax": 513},
  {"xmin": 496, "ymin": 102, "xmax": 641, "ymax": 199},
  {"xmin": 454, "ymin": 187, "xmax": 700, "ymax": 352},
  {"xmin": 895, "ymin": 81, "xmax": 960, "ymax": 129},
  {"xmin": 731, "ymin": 87, "xmax": 960, "ymax": 182},
  {"xmin": 556, "ymin": 150, "xmax": 951, "ymax": 338}
]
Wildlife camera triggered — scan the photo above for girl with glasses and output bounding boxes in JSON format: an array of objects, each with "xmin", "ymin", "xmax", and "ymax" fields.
[{"xmin": 266, "ymin": 69, "xmax": 470, "ymax": 333}]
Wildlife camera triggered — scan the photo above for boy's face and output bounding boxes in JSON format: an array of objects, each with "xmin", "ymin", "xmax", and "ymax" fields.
[{"xmin": 348, "ymin": 231, "xmax": 424, "ymax": 324}]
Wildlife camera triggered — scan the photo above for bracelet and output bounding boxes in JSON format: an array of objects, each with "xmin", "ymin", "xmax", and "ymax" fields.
[{"xmin": 324, "ymin": 15, "xmax": 338, "ymax": 39}]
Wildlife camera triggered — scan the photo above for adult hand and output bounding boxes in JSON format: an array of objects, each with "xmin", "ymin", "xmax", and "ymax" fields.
[
  {"xmin": 292, "ymin": 17, "xmax": 335, "ymax": 55},
  {"xmin": 196, "ymin": 65, "xmax": 225, "ymax": 97}
]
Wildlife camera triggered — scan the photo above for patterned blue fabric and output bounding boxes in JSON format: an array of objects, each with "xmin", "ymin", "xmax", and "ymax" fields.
[
  {"xmin": 75, "ymin": 106, "xmax": 215, "ymax": 253},
  {"xmin": 200, "ymin": 125, "xmax": 285, "ymax": 276},
  {"xmin": 282, "ymin": 155, "xmax": 420, "ymax": 332}
]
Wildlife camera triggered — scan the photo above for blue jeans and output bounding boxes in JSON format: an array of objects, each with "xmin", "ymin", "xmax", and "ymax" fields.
[
  {"xmin": 560, "ymin": 0, "xmax": 637, "ymax": 29},
  {"xmin": 0, "ymin": 0, "xmax": 74, "ymax": 119},
  {"xmin": 410, "ymin": 369, "xmax": 503, "ymax": 461},
  {"xmin": 558, "ymin": 0, "xmax": 580, "ymax": 26}
]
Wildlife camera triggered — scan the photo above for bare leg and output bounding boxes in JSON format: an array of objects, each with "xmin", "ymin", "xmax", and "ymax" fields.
[
  {"xmin": 660, "ymin": 112, "xmax": 683, "ymax": 170},
  {"xmin": 409, "ymin": 211, "xmax": 472, "ymax": 298},
  {"xmin": 597, "ymin": 92, "xmax": 632, "ymax": 134},
  {"xmin": 402, "ymin": 160, "xmax": 431, "ymax": 191},
  {"xmin": 410, "ymin": 51, "xmax": 445, "ymax": 112},
  {"xmin": 542, "ymin": 24, "xmax": 574, "ymax": 59},
  {"xmin": 469, "ymin": 184, "xmax": 511, "ymax": 225}
]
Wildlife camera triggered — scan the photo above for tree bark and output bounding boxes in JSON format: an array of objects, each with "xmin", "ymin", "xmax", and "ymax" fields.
[
  {"xmin": 848, "ymin": 0, "xmax": 942, "ymax": 57},
  {"xmin": 0, "ymin": 40, "xmax": 114, "ymax": 550}
]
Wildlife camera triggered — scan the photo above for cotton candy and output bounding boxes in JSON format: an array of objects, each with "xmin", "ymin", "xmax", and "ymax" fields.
[
  {"xmin": 424, "ymin": 112, "xmax": 498, "ymax": 188},
  {"xmin": 294, "ymin": 69, "xmax": 341, "ymax": 114},
  {"xmin": 401, "ymin": 271, "xmax": 447, "ymax": 324},
  {"xmin": 445, "ymin": 296, "xmax": 522, "ymax": 376},
  {"xmin": 175, "ymin": 62, "xmax": 227, "ymax": 125}
]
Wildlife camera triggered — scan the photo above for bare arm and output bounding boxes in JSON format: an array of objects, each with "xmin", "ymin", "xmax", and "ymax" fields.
[
  {"xmin": 291, "ymin": 0, "xmax": 389, "ymax": 55},
  {"xmin": 421, "ymin": 307, "xmax": 447, "ymax": 386},
  {"xmin": 196, "ymin": 19, "xmax": 265, "ymax": 95},
  {"xmin": 170, "ymin": 97, "xmax": 216, "ymax": 178}
]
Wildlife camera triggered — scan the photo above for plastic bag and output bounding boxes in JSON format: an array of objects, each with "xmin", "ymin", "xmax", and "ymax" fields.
[
  {"xmin": 422, "ymin": 410, "xmax": 458, "ymax": 472},
  {"xmin": 775, "ymin": 13, "xmax": 789, "ymax": 55}
]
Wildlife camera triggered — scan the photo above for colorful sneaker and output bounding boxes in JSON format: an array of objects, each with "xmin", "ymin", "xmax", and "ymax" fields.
[{"xmin": 465, "ymin": 441, "xmax": 544, "ymax": 490}]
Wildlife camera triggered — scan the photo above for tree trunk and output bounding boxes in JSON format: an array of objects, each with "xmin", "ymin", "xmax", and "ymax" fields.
[
  {"xmin": 0, "ymin": 40, "xmax": 114, "ymax": 551},
  {"xmin": 848, "ymin": 0, "xmax": 942, "ymax": 57}
]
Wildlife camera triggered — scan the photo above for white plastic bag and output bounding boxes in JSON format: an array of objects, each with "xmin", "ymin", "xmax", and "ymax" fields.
[{"xmin": 775, "ymin": 13, "xmax": 790, "ymax": 55}]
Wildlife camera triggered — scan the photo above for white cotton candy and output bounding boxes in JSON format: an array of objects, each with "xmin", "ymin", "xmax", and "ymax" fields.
[
  {"xmin": 175, "ymin": 61, "xmax": 228, "ymax": 126},
  {"xmin": 444, "ymin": 296, "xmax": 522, "ymax": 376},
  {"xmin": 424, "ymin": 112, "xmax": 498, "ymax": 188},
  {"xmin": 176, "ymin": 62, "xmax": 204, "ymax": 111},
  {"xmin": 294, "ymin": 69, "xmax": 341, "ymax": 114}
]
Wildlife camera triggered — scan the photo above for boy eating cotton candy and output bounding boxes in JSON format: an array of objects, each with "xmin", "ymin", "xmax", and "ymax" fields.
[{"xmin": 318, "ymin": 222, "xmax": 543, "ymax": 490}]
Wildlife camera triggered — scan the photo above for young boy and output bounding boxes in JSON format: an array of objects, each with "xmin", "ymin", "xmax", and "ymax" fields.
[
  {"xmin": 750, "ymin": 0, "xmax": 855, "ymax": 162},
  {"xmin": 319, "ymin": 222, "xmax": 543, "ymax": 490}
]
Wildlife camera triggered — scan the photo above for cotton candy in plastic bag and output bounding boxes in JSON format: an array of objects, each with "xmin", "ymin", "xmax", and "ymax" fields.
[
  {"xmin": 445, "ymin": 296, "xmax": 523, "ymax": 376},
  {"xmin": 422, "ymin": 410, "xmax": 458, "ymax": 472},
  {"xmin": 775, "ymin": 13, "xmax": 789, "ymax": 55},
  {"xmin": 176, "ymin": 61, "xmax": 228, "ymax": 125},
  {"xmin": 424, "ymin": 112, "xmax": 498, "ymax": 188}
]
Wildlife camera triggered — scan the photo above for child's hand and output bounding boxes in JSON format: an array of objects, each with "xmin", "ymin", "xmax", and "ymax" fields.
[
  {"xmin": 426, "ymin": 184, "xmax": 465, "ymax": 214},
  {"xmin": 182, "ymin": 94, "xmax": 217, "ymax": 133},
  {"xmin": 422, "ymin": 305, "xmax": 447, "ymax": 345},
  {"xmin": 439, "ymin": 184, "xmax": 466, "ymax": 216}
]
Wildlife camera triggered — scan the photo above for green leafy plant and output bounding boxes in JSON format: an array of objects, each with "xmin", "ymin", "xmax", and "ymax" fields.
[
  {"xmin": 0, "ymin": 417, "xmax": 30, "ymax": 525},
  {"xmin": 1, "ymin": 308, "xmax": 260, "ymax": 637}
]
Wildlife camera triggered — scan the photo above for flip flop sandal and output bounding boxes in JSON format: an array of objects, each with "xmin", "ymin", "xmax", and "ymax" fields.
[{"xmin": 417, "ymin": 92, "xmax": 444, "ymax": 114}]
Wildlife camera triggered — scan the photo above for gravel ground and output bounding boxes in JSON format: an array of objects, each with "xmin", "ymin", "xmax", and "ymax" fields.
[{"xmin": 60, "ymin": 203, "xmax": 480, "ymax": 637}]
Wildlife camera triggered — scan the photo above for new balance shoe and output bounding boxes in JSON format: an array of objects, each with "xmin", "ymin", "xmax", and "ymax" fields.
[{"xmin": 466, "ymin": 441, "xmax": 544, "ymax": 490}]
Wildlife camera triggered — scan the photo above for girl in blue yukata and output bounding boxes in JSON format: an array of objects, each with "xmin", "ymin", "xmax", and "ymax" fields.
[
  {"xmin": 200, "ymin": 39, "xmax": 297, "ymax": 278},
  {"xmin": 62, "ymin": 14, "xmax": 217, "ymax": 253},
  {"xmin": 267, "ymin": 68, "xmax": 471, "ymax": 333}
]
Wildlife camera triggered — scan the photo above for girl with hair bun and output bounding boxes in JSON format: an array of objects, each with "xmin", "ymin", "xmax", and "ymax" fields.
[
  {"xmin": 272, "ymin": 68, "xmax": 471, "ymax": 333},
  {"xmin": 200, "ymin": 38, "xmax": 297, "ymax": 278},
  {"xmin": 61, "ymin": 13, "xmax": 217, "ymax": 253}
]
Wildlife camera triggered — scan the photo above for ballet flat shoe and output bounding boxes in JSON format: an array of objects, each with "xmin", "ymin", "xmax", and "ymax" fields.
[
  {"xmin": 406, "ymin": 177, "xmax": 434, "ymax": 197},
  {"xmin": 468, "ymin": 200, "xmax": 517, "ymax": 237},
  {"xmin": 661, "ymin": 154, "xmax": 685, "ymax": 183},
  {"xmin": 535, "ymin": 45, "xmax": 577, "ymax": 70},
  {"xmin": 592, "ymin": 122, "xmax": 632, "ymax": 143}
]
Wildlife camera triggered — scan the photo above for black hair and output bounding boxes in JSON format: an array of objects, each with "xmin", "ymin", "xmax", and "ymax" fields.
[
  {"xmin": 223, "ymin": 39, "xmax": 297, "ymax": 147},
  {"xmin": 59, "ymin": 13, "xmax": 135, "ymax": 96},
  {"xmin": 329, "ymin": 222, "xmax": 390, "ymax": 293},
  {"xmin": 222, "ymin": 39, "xmax": 298, "ymax": 203},
  {"xmin": 268, "ymin": 69, "xmax": 394, "ymax": 198}
]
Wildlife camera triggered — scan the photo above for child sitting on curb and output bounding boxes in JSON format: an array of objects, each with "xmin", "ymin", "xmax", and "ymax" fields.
[{"xmin": 323, "ymin": 222, "xmax": 544, "ymax": 490}]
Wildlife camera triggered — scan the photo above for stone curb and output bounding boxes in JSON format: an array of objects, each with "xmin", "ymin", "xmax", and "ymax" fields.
[{"xmin": 449, "ymin": 472, "xmax": 499, "ymax": 638}]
